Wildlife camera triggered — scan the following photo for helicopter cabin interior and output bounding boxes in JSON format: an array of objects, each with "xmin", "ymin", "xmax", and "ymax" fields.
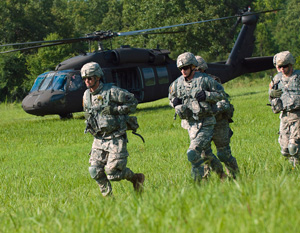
[{"xmin": 109, "ymin": 65, "xmax": 171, "ymax": 103}]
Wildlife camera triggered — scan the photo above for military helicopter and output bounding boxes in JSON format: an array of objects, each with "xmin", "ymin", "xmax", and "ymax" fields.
[{"xmin": 0, "ymin": 9, "xmax": 278, "ymax": 119}]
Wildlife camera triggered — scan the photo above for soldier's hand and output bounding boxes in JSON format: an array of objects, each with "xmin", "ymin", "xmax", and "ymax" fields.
[
  {"xmin": 270, "ymin": 89, "xmax": 283, "ymax": 98},
  {"xmin": 173, "ymin": 97, "xmax": 182, "ymax": 107},
  {"xmin": 102, "ymin": 106, "xmax": 118, "ymax": 115},
  {"xmin": 196, "ymin": 90, "xmax": 206, "ymax": 102}
]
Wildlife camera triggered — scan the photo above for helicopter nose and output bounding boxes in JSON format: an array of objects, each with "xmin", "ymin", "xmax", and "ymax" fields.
[
  {"xmin": 22, "ymin": 93, "xmax": 45, "ymax": 116},
  {"xmin": 22, "ymin": 90, "xmax": 66, "ymax": 116}
]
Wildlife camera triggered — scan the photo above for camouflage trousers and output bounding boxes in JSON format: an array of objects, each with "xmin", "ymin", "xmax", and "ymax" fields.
[
  {"xmin": 203, "ymin": 118, "xmax": 239, "ymax": 177},
  {"xmin": 185, "ymin": 120, "xmax": 224, "ymax": 181},
  {"xmin": 89, "ymin": 134, "xmax": 135, "ymax": 196},
  {"xmin": 279, "ymin": 111, "xmax": 300, "ymax": 166}
]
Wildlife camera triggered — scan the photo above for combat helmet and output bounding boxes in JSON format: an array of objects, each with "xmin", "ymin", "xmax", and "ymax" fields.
[
  {"xmin": 177, "ymin": 52, "xmax": 198, "ymax": 69},
  {"xmin": 195, "ymin": 55, "xmax": 208, "ymax": 71},
  {"xmin": 273, "ymin": 52, "xmax": 279, "ymax": 67},
  {"xmin": 81, "ymin": 62, "xmax": 104, "ymax": 79},
  {"xmin": 276, "ymin": 51, "xmax": 295, "ymax": 67}
]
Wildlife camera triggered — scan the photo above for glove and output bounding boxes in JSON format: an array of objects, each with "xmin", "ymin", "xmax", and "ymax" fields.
[
  {"xmin": 270, "ymin": 89, "xmax": 283, "ymax": 98},
  {"xmin": 102, "ymin": 106, "xmax": 118, "ymax": 115},
  {"xmin": 195, "ymin": 90, "xmax": 206, "ymax": 102},
  {"xmin": 173, "ymin": 97, "xmax": 182, "ymax": 107}
]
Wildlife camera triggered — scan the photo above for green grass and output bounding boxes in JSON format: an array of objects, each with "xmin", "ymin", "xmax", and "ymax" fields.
[{"xmin": 1, "ymin": 76, "xmax": 300, "ymax": 233}]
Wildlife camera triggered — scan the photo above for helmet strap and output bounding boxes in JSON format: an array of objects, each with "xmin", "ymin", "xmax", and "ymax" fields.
[{"xmin": 184, "ymin": 65, "xmax": 195, "ymax": 81}]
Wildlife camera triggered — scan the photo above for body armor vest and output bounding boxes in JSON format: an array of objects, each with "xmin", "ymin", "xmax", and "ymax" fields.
[
  {"xmin": 84, "ymin": 83, "xmax": 127, "ymax": 137},
  {"xmin": 174, "ymin": 75, "xmax": 212, "ymax": 120},
  {"xmin": 278, "ymin": 70, "xmax": 300, "ymax": 112}
]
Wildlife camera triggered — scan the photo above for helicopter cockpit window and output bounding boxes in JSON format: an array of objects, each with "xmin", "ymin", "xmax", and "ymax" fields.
[
  {"xmin": 156, "ymin": 67, "xmax": 169, "ymax": 84},
  {"xmin": 142, "ymin": 68, "xmax": 155, "ymax": 86},
  {"xmin": 39, "ymin": 72, "xmax": 55, "ymax": 91},
  {"xmin": 30, "ymin": 72, "xmax": 52, "ymax": 92},
  {"xmin": 68, "ymin": 74, "xmax": 83, "ymax": 91},
  {"xmin": 47, "ymin": 72, "xmax": 68, "ymax": 91}
]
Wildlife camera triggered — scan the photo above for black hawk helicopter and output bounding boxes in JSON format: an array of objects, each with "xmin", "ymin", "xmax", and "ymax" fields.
[{"xmin": 0, "ymin": 9, "xmax": 279, "ymax": 118}]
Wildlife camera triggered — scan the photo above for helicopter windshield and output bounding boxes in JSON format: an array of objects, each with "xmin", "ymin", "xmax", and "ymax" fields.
[
  {"xmin": 30, "ymin": 72, "xmax": 54, "ymax": 92},
  {"xmin": 39, "ymin": 72, "xmax": 56, "ymax": 91},
  {"xmin": 47, "ymin": 72, "xmax": 68, "ymax": 91}
]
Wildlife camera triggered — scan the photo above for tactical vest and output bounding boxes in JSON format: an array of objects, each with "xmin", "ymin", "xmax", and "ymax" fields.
[
  {"xmin": 84, "ymin": 83, "xmax": 127, "ymax": 136},
  {"xmin": 174, "ymin": 76, "xmax": 212, "ymax": 120},
  {"xmin": 278, "ymin": 70, "xmax": 300, "ymax": 112}
]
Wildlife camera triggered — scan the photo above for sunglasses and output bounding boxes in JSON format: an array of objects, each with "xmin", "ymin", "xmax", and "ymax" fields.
[
  {"xmin": 83, "ymin": 76, "xmax": 94, "ymax": 81},
  {"xmin": 279, "ymin": 64, "xmax": 289, "ymax": 69},
  {"xmin": 180, "ymin": 66, "xmax": 190, "ymax": 71}
]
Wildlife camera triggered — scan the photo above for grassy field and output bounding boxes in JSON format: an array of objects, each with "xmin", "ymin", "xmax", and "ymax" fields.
[{"xmin": 1, "ymin": 76, "xmax": 300, "ymax": 233}]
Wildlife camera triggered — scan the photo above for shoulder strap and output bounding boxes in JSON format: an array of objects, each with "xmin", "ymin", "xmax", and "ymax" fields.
[
  {"xmin": 85, "ymin": 89, "xmax": 92, "ymax": 110},
  {"xmin": 102, "ymin": 83, "xmax": 114, "ymax": 107}
]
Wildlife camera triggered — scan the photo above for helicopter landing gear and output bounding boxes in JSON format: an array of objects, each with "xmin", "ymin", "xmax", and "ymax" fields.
[{"xmin": 59, "ymin": 113, "xmax": 73, "ymax": 120}]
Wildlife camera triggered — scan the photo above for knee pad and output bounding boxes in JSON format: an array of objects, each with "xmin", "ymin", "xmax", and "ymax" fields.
[
  {"xmin": 288, "ymin": 140, "xmax": 299, "ymax": 156},
  {"xmin": 281, "ymin": 148, "xmax": 289, "ymax": 157},
  {"xmin": 89, "ymin": 165, "xmax": 105, "ymax": 180},
  {"xmin": 187, "ymin": 149, "xmax": 202, "ymax": 165}
]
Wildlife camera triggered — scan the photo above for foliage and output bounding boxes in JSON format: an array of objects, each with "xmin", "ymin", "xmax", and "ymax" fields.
[
  {"xmin": 25, "ymin": 33, "xmax": 75, "ymax": 85},
  {"xmin": 0, "ymin": 52, "xmax": 28, "ymax": 102},
  {"xmin": 1, "ymin": 79, "xmax": 300, "ymax": 232},
  {"xmin": 0, "ymin": 0, "xmax": 299, "ymax": 102}
]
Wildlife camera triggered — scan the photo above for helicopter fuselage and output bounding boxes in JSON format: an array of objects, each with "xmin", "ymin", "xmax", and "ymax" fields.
[
  {"xmin": 21, "ymin": 12, "xmax": 275, "ymax": 118},
  {"xmin": 22, "ymin": 47, "xmax": 181, "ymax": 117}
]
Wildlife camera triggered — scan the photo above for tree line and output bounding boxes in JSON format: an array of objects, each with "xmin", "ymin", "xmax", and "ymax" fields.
[{"xmin": 0, "ymin": 0, "xmax": 298, "ymax": 102}]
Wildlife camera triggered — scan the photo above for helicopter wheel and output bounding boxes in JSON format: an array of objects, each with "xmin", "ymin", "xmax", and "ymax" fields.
[{"xmin": 59, "ymin": 113, "xmax": 73, "ymax": 120}]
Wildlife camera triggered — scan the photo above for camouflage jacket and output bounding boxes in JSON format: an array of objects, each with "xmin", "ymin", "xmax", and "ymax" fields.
[
  {"xmin": 83, "ymin": 82, "xmax": 138, "ymax": 139},
  {"xmin": 168, "ymin": 72, "xmax": 226, "ymax": 124},
  {"xmin": 269, "ymin": 70, "xmax": 300, "ymax": 113}
]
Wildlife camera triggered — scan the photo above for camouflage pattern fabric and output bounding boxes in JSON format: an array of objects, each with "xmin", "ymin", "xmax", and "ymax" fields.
[
  {"xmin": 269, "ymin": 69, "xmax": 300, "ymax": 166},
  {"xmin": 90, "ymin": 135, "xmax": 135, "ymax": 181},
  {"xmin": 83, "ymin": 82, "xmax": 138, "ymax": 139},
  {"xmin": 203, "ymin": 83, "xmax": 238, "ymax": 178},
  {"xmin": 83, "ymin": 82, "xmax": 138, "ymax": 196},
  {"xmin": 169, "ymin": 72, "xmax": 226, "ymax": 180}
]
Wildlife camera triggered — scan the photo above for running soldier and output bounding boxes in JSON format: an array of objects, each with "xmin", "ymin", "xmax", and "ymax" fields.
[
  {"xmin": 195, "ymin": 55, "xmax": 239, "ymax": 178},
  {"xmin": 169, "ymin": 52, "xmax": 227, "ymax": 182},
  {"xmin": 269, "ymin": 51, "xmax": 300, "ymax": 167},
  {"xmin": 81, "ymin": 62, "xmax": 145, "ymax": 196}
]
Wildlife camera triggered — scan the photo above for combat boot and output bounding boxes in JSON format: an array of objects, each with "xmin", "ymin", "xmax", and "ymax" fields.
[
  {"xmin": 130, "ymin": 173, "xmax": 145, "ymax": 193},
  {"xmin": 210, "ymin": 156, "xmax": 227, "ymax": 181},
  {"xmin": 225, "ymin": 157, "xmax": 239, "ymax": 179},
  {"xmin": 96, "ymin": 179, "xmax": 112, "ymax": 197},
  {"xmin": 288, "ymin": 156, "xmax": 299, "ymax": 168},
  {"xmin": 218, "ymin": 171, "xmax": 228, "ymax": 181}
]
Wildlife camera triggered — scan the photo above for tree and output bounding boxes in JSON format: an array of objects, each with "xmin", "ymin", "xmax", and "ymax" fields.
[{"xmin": 0, "ymin": 52, "xmax": 28, "ymax": 102}]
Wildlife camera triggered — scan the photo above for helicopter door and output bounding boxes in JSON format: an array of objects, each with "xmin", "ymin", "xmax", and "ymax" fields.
[
  {"xmin": 140, "ymin": 66, "xmax": 170, "ymax": 102},
  {"xmin": 111, "ymin": 68, "xmax": 144, "ymax": 102}
]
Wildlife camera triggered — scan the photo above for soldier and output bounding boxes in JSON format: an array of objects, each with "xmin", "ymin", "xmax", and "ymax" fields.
[
  {"xmin": 81, "ymin": 62, "xmax": 145, "ymax": 197},
  {"xmin": 195, "ymin": 56, "xmax": 239, "ymax": 179},
  {"xmin": 269, "ymin": 51, "xmax": 300, "ymax": 167},
  {"xmin": 168, "ymin": 52, "xmax": 227, "ymax": 182}
]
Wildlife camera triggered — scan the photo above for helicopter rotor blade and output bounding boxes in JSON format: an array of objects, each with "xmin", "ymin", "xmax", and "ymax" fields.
[
  {"xmin": 0, "ymin": 8, "xmax": 281, "ymax": 53},
  {"xmin": 117, "ymin": 9, "xmax": 281, "ymax": 37},
  {"xmin": 0, "ymin": 36, "xmax": 99, "ymax": 48},
  {"xmin": 0, "ymin": 42, "xmax": 66, "ymax": 54},
  {"xmin": 136, "ymin": 30, "xmax": 186, "ymax": 36}
]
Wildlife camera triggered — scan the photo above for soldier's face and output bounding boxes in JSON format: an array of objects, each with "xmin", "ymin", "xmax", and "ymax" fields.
[
  {"xmin": 84, "ymin": 76, "xmax": 99, "ymax": 89},
  {"xmin": 279, "ymin": 64, "xmax": 293, "ymax": 77},
  {"xmin": 180, "ymin": 66, "xmax": 191, "ymax": 77}
]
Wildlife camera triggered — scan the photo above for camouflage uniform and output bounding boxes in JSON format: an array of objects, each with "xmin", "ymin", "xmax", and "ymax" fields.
[
  {"xmin": 195, "ymin": 55, "xmax": 239, "ymax": 178},
  {"xmin": 169, "ymin": 66, "xmax": 226, "ymax": 181},
  {"xmin": 269, "ymin": 51, "xmax": 300, "ymax": 166},
  {"xmin": 207, "ymin": 95, "xmax": 239, "ymax": 178},
  {"xmin": 82, "ymin": 62, "xmax": 144, "ymax": 196}
]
